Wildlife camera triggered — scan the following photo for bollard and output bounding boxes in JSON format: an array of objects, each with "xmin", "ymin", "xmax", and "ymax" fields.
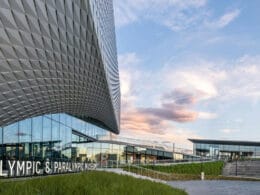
[{"xmin": 201, "ymin": 172, "xmax": 205, "ymax": 180}]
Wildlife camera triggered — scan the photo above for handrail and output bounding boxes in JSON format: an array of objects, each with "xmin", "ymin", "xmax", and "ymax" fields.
[{"xmin": 124, "ymin": 163, "xmax": 172, "ymax": 180}]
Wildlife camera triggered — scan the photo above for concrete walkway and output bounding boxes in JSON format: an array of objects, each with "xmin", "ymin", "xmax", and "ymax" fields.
[{"xmin": 96, "ymin": 168, "xmax": 166, "ymax": 184}]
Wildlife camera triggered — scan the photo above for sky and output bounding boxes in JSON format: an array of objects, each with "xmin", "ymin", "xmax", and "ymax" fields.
[{"xmin": 113, "ymin": 0, "xmax": 260, "ymax": 148}]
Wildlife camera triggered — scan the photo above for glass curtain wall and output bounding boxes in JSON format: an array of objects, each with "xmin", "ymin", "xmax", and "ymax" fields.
[
  {"xmin": 72, "ymin": 141, "xmax": 174, "ymax": 166},
  {"xmin": 194, "ymin": 143, "xmax": 260, "ymax": 159},
  {"xmin": 0, "ymin": 113, "xmax": 109, "ymax": 165}
]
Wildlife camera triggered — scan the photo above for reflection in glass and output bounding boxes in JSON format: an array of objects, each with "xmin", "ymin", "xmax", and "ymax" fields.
[
  {"xmin": 19, "ymin": 118, "xmax": 31, "ymax": 143},
  {"xmin": 43, "ymin": 117, "xmax": 51, "ymax": 142},
  {"xmin": 0, "ymin": 113, "xmax": 113, "ymax": 162},
  {"xmin": 32, "ymin": 116, "xmax": 42, "ymax": 142},
  {"xmin": 3, "ymin": 123, "xmax": 18, "ymax": 144}
]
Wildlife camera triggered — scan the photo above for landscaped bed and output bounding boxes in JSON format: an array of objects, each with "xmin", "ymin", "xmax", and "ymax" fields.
[{"xmin": 0, "ymin": 171, "xmax": 186, "ymax": 195}]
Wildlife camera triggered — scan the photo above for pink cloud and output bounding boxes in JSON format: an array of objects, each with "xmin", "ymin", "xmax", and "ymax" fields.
[
  {"xmin": 118, "ymin": 53, "xmax": 216, "ymax": 147},
  {"xmin": 140, "ymin": 105, "xmax": 198, "ymax": 123},
  {"xmin": 121, "ymin": 109, "xmax": 167, "ymax": 134},
  {"xmin": 162, "ymin": 88, "xmax": 197, "ymax": 105},
  {"xmin": 120, "ymin": 89, "xmax": 199, "ymax": 135}
]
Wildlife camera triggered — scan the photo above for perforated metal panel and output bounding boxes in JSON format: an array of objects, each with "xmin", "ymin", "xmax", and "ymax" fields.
[{"xmin": 0, "ymin": 0, "xmax": 120, "ymax": 133}]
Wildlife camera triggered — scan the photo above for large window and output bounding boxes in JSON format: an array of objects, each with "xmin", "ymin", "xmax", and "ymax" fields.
[
  {"xmin": 52, "ymin": 120, "xmax": 61, "ymax": 160},
  {"xmin": 43, "ymin": 117, "xmax": 52, "ymax": 142},
  {"xmin": 3, "ymin": 123, "xmax": 18, "ymax": 144},
  {"xmin": 32, "ymin": 116, "xmax": 43, "ymax": 142},
  {"xmin": 0, "ymin": 127, "xmax": 2, "ymax": 144},
  {"xmin": 0, "ymin": 113, "xmax": 110, "ymax": 162},
  {"xmin": 19, "ymin": 118, "xmax": 31, "ymax": 143},
  {"xmin": 0, "ymin": 127, "xmax": 2, "ymax": 158}
]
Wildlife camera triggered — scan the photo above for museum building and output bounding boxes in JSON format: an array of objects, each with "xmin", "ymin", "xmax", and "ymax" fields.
[
  {"xmin": 0, "ymin": 0, "xmax": 121, "ymax": 166},
  {"xmin": 0, "ymin": 0, "xmax": 178, "ymax": 173}
]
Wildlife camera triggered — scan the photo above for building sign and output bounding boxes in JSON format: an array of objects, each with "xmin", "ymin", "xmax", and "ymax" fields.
[{"xmin": 0, "ymin": 160, "xmax": 97, "ymax": 177}]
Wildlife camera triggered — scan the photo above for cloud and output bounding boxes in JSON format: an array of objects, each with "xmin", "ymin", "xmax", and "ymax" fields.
[
  {"xmin": 207, "ymin": 9, "xmax": 240, "ymax": 28},
  {"xmin": 205, "ymin": 36, "xmax": 225, "ymax": 44},
  {"xmin": 121, "ymin": 109, "xmax": 167, "ymax": 134},
  {"xmin": 220, "ymin": 128, "xmax": 239, "ymax": 134},
  {"xmin": 114, "ymin": 0, "xmax": 240, "ymax": 32},
  {"xmin": 220, "ymin": 55, "xmax": 260, "ymax": 100},
  {"xmin": 118, "ymin": 55, "xmax": 208, "ymax": 133},
  {"xmin": 113, "ymin": 1, "xmax": 138, "ymax": 27},
  {"xmin": 118, "ymin": 52, "xmax": 140, "ymax": 68},
  {"xmin": 114, "ymin": 2, "xmax": 242, "ymax": 42},
  {"xmin": 163, "ymin": 55, "xmax": 260, "ymax": 102},
  {"xmin": 140, "ymin": 104, "xmax": 198, "ymax": 123},
  {"xmin": 118, "ymin": 53, "xmax": 216, "ymax": 147},
  {"xmin": 118, "ymin": 52, "xmax": 142, "ymax": 110},
  {"xmin": 120, "ymin": 93, "xmax": 198, "ymax": 135},
  {"xmin": 118, "ymin": 53, "xmax": 201, "ymax": 141},
  {"xmin": 162, "ymin": 59, "xmax": 225, "ymax": 101},
  {"xmin": 198, "ymin": 112, "xmax": 217, "ymax": 119},
  {"xmin": 118, "ymin": 52, "xmax": 260, "ymax": 147},
  {"xmin": 114, "ymin": 0, "xmax": 208, "ymax": 31},
  {"xmin": 162, "ymin": 89, "xmax": 197, "ymax": 105}
]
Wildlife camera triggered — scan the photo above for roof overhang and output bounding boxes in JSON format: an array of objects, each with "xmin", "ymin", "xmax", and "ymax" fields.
[{"xmin": 188, "ymin": 139, "xmax": 260, "ymax": 146}]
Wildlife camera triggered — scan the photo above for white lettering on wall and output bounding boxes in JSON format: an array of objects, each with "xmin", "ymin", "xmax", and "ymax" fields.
[
  {"xmin": 36, "ymin": 161, "xmax": 41, "ymax": 174},
  {"xmin": 17, "ymin": 161, "xmax": 25, "ymax": 176},
  {"xmin": 8, "ymin": 161, "xmax": 16, "ymax": 176},
  {"xmin": 0, "ymin": 160, "xmax": 97, "ymax": 177}
]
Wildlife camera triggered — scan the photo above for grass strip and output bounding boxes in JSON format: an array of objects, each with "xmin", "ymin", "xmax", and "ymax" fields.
[
  {"xmin": 141, "ymin": 161, "xmax": 224, "ymax": 175},
  {"xmin": 123, "ymin": 162, "xmax": 260, "ymax": 181},
  {"xmin": 0, "ymin": 171, "xmax": 187, "ymax": 195}
]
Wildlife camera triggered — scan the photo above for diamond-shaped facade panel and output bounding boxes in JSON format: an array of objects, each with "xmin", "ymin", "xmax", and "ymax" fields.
[{"xmin": 0, "ymin": 0, "xmax": 120, "ymax": 133}]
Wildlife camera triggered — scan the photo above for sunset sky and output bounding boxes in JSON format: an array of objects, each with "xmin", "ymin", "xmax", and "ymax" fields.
[{"xmin": 113, "ymin": 0, "xmax": 260, "ymax": 148}]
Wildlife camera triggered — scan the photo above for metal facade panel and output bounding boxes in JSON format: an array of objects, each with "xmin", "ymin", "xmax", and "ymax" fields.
[{"xmin": 0, "ymin": 0, "xmax": 120, "ymax": 133}]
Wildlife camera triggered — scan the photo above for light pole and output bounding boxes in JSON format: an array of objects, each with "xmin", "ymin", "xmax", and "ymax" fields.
[{"xmin": 173, "ymin": 143, "xmax": 175, "ymax": 161}]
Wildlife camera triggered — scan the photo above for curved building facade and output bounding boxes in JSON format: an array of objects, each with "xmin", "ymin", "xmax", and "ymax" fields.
[
  {"xmin": 0, "ymin": 0, "xmax": 120, "ymax": 133},
  {"xmin": 0, "ymin": 0, "xmax": 120, "ymax": 169}
]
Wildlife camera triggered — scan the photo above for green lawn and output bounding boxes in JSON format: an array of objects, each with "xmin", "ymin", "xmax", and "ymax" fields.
[
  {"xmin": 0, "ymin": 171, "xmax": 186, "ymax": 195},
  {"xmin": 142, "ymin": 161, "xmax": 224, "ymax": 176},
  {"xmin": 123, "ymin": 161, "xmax": 260, "ymax": 181}
]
